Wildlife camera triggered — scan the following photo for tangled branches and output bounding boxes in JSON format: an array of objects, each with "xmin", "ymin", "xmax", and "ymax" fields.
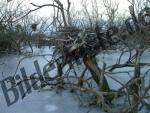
[{"xmin": 125, "ymin": 6, "xmax": 150, "ymax": 34}]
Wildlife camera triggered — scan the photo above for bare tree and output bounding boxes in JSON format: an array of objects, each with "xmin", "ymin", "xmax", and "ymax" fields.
[{"xmin": 103, "ymin": 0, "xmax": 119, "ymax": 28}]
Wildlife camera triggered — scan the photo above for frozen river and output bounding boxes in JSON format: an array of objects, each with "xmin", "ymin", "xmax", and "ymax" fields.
[
  {"xmin": 0, "ymin": 47, "xmax": 102, "ymax": 113},
  {"xmin": 0, "ymin": 46, "xmax": 149, "ymax": 113}
]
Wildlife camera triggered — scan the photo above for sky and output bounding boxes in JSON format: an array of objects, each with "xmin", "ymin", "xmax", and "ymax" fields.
[
  {"xmin": 0, "ymin": 0, "xmax": 133, "ymax": 24},
  {"xmin": 23, "ymin": 0, "xmax": 131, "ymax": 17}
]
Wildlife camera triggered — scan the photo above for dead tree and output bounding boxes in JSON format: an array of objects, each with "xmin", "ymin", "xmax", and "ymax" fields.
[{"xmin": 95, "ymin": 25, "xmax": 106, "ymax": 50}]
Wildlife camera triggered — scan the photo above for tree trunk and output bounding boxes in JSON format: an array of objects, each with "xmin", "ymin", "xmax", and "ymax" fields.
[
  {"xmin": 83, "ymin": 55, "xmax": 110, "ymax": 91},
  {"xmin": 130, "ymin": 50, "xmax": 142, "ymax": 113}
]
